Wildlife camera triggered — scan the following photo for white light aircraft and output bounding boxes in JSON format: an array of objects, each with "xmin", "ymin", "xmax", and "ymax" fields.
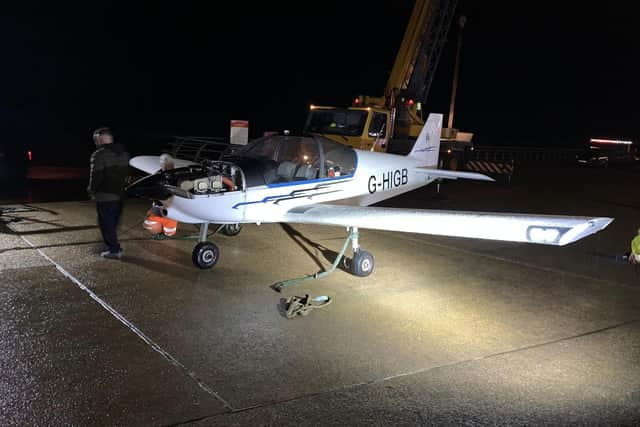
[{"xmin": 127, "ymin": 114, "xmax": 612, "ymax": 285}]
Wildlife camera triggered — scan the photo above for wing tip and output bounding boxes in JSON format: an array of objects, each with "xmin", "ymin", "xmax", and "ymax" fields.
[{"xmin": 557, "ymin": 217, "xmax": 614, "ymax": 246}]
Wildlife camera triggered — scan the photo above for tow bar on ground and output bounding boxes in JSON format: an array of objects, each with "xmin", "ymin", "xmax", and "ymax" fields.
[{"xmin": 284, "ymin": 295, "xmax": 332, "ymax": 318}]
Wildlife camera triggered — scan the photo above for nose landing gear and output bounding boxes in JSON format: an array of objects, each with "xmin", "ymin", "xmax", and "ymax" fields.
[
  {"xmin": 190, "ymin": 222, "xmax": 243, "ymax": 269},
  {"xmin": 191, "ymin": 222, "xmax": 220, "ymax": 269},
  {"xmin": 192, "ymin": 241, "xmax": 219, "ymax": 269}
]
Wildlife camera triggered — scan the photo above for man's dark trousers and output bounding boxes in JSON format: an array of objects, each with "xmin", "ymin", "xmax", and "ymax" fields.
[{"xmin": 97, "ymin": 200, "xmax": 123, "ymax": 253}]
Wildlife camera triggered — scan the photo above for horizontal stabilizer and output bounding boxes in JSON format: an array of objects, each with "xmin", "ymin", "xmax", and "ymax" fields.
[{"xmin": 285, "ymin": 204, "xmax": 613, "ymax": 246}]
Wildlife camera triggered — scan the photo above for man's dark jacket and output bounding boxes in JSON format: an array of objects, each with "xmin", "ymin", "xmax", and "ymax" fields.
[{"xmin": 88, "ymin": 143, "xmax": 130, "ymax": 201}]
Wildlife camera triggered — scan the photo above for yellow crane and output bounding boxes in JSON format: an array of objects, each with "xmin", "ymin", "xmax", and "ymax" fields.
[{"xmin": 304, "ymin": 0, "xmax": 470, "ymax": 169}]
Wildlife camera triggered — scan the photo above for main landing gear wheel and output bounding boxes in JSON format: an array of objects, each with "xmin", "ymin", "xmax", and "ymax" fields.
[
  {"xmin": 351, "ymin": 250, "xmax": 374, "ymax": 277},
  {"xmin": 192, "ymin": 242, "xmax": 219, "ymax": 269},
  {"xmin": 222, "ymin": 223, "xmax": 242, "ymax": 236},
  {"xmin": 274, "ymin": 226, "xmax": 374, "ymax": 291}
]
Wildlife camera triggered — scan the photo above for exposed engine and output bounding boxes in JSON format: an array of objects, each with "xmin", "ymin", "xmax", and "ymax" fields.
[{"xmin": 126, "ymin": 161, "xmax": 244, "ymax": 200}]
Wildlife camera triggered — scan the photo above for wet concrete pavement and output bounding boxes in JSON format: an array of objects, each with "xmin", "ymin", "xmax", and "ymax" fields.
[{"xmin": 1, "ymin": 165, "xmax": 639, "ymax": 425}]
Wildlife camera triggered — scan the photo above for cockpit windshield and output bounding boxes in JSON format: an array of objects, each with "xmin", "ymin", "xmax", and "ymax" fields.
[{"xmin": 234, "ymin": 135, "xmax": 357, "ymax": 185}]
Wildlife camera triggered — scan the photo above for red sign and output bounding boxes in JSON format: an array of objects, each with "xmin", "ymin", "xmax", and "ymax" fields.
[{"xmin": 230, "ymin": 120, "xmax": 249, "ymax": 128}]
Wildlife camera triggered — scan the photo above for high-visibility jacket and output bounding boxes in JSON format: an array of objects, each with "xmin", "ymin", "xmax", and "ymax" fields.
[
  {"xmin": 632, "ymin": 234, "xmax": 640, "ymax": 255},
  {"xmin": 143, "ymin": 212, "xmax": 178, "ymax": 236}
]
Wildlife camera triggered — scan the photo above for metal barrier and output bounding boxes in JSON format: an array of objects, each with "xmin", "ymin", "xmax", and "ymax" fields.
[
  {"xmin": 166, "ymin": 136, "xmax": 244, "ymax": 162},
  {"xmin": 166, "ymin": 137, "xmax": 582, "ymax": 169},
  {"xmin": 469, "ymin": 146, "xmax": 581, "ymax": 163},
  {"xmin": 466, "ymin": 159, "xmax": 514, "ymax": 175}
]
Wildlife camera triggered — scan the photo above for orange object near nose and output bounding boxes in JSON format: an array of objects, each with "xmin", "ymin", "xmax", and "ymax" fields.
[{"xmin": 143, "ymin": 213, "xmax": 178, "ymax": 236}]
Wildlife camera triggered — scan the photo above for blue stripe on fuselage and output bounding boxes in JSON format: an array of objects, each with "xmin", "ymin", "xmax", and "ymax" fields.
[
  {"xmin": 233, "ymin": 151, "xmax": 359, "ymax": 208},
  {"xmin": 232, "ymin": 178, "xmax": 352, "ymax": 209}
]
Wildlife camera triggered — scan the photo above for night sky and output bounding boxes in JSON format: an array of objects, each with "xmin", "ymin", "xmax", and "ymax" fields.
[{"xmin": 2, "ymin": 1, "xmax": 638, "ymax": 164}]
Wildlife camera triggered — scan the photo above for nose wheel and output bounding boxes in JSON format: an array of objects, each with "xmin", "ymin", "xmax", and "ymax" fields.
[
  {"xmin": 191, "ymin": 222, "xmax": 220, "ymax": 269},
  {"xmin": 192, "ymin": 241, "xmax": 219, "ymax": 269}
]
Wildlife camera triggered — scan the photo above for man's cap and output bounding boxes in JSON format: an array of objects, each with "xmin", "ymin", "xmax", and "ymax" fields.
[{"xmin": 93, "ymin": 127, "xmax": 113, "ymax": 140}]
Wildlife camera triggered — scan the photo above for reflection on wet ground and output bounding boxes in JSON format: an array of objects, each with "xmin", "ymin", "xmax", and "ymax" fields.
[{"xmin": 1, "ymin": 165, "xmax": 639, "ymax": 425}]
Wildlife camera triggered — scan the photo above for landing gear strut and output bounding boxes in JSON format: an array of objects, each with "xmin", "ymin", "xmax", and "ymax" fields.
[
  {"xmin": 344, "ymin": 226, "xmax": 374, "ymax": 277},
  {"xmin": 189, "ymin": 222, "xmax": 242, "ymax": 269},
  {"xmin": 274, "ymin": 226, "xmax": 374, "ymax": 291},
  {"xmin": 192, "ymin": 222, "xmax": 219, "ymax": 269}
]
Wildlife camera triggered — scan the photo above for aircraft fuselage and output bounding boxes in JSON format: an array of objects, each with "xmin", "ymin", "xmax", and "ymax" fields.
[{"xmin": 161, "ymin": 150, "xmax": 434, "ymax": 224}]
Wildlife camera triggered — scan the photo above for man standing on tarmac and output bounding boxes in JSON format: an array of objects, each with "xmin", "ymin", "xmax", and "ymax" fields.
[{"xmin": 87, "ymin": 127, "xmax": 130, "ymax": 259}]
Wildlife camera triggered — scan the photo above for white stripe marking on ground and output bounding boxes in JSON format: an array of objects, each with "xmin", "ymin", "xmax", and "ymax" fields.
[{"xmin": 19, "ymin": 235, "xmax": 233, "ymax": 411}]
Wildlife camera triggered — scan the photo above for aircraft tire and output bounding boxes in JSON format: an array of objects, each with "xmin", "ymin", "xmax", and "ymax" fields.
[
  {"xmin": 192, "ymin": 242, "xmax": 220, "ymax": 269},
  {"xmin": 351, "ymin": 250, "xmax": 374, "ymax": 277},
  {"xmin": 222, "ymin": 223, "xmax": 242, "ymax": 236}
]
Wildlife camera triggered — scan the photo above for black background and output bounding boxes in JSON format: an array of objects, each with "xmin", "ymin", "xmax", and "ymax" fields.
[{"xmin": 1, "ymin": 1, "xmax": 638, "ymax": 164}]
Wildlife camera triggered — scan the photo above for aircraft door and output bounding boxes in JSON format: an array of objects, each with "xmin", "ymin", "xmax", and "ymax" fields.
[{"xmin": 229, "ymin": 164, "xmax": 248, "ymax": 222}]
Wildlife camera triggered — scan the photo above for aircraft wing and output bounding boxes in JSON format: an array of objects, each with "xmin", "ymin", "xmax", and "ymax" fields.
[
  {"xmin": 284, "ymin": 204, "xmax": 613, "ymax": 246},
  {"xmin": 413, "ymin": 167, "xmax": 494, "ymax": 181}
]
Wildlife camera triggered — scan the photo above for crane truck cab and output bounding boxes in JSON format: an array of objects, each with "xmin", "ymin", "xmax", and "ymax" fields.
[
  {"xmin": 304, "ymin": 105, "xmax": 392, "ymax": 153},
  {"xmin": 304, "ymin": 102, "xmax": 470, "ymax": 170}
]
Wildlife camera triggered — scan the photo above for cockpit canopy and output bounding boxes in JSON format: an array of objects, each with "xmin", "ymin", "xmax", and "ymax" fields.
[
  {"xmin": 126, "ymin": 135, "xmax": 358, "ymax": 201},
  {"xmin": 227, "ymin": 135, "xmax": 357, "ymax": 187}
]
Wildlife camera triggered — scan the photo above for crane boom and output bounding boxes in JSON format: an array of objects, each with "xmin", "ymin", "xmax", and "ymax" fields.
[
  {"xmin": 304, "ymin": 0, "xmax": 469, "ymax": 169},
  {"xmin": 385, "ymin": 0, "xmax": 432, "ymax": 98},
  {"xmin": 386, "ymin": 0, "xmax": 458, "ymax": 106}
]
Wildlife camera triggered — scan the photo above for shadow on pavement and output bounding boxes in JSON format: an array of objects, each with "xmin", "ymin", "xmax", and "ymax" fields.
[{"xmin": 279, "ymin": 223, "xmax": 349, "ymax": 273}]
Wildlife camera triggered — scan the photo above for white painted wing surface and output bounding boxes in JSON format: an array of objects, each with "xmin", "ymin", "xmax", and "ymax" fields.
[{"xmin": 284, "ymin": 204, "xmax": 613, "ymax": 246}]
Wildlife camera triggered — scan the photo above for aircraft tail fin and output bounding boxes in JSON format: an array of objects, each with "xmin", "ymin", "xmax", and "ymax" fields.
[{"xmin": 408, "ymin": 113, "xmax": 443, "ymax": 167}]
